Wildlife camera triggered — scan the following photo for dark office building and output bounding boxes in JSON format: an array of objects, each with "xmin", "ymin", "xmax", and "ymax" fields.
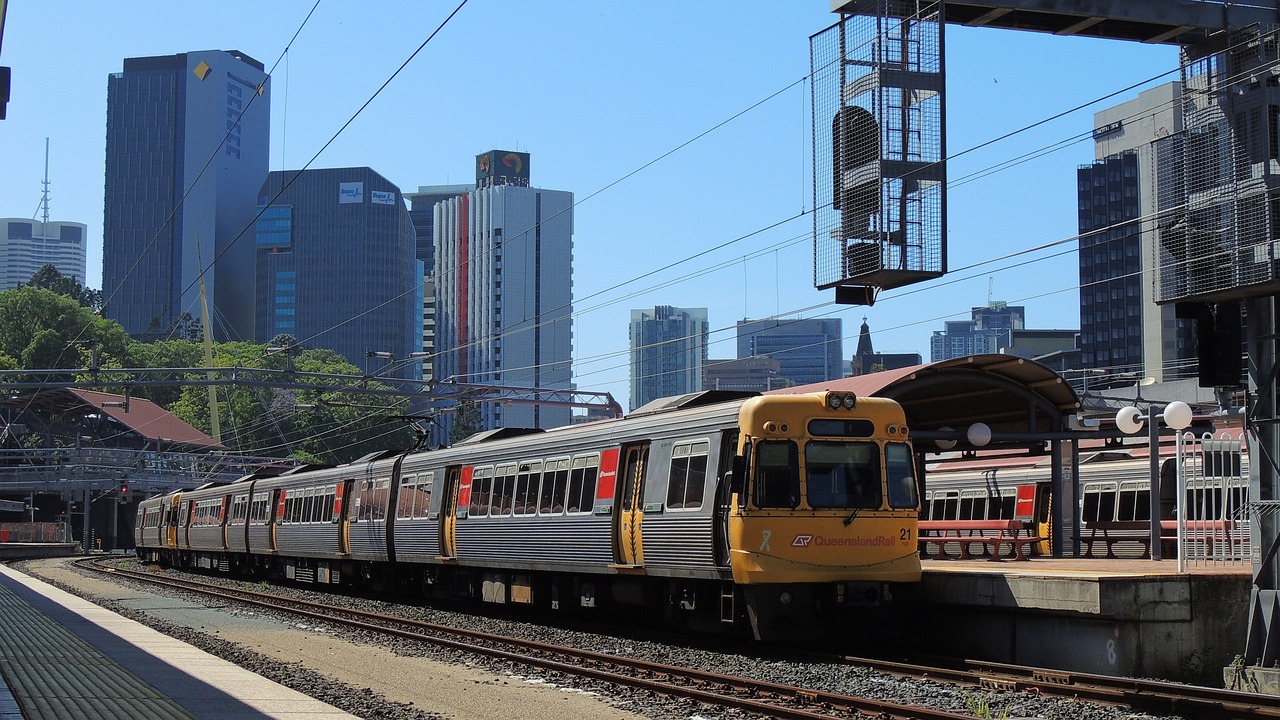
[
  {"xmin": 1080, "ymin": 83, "xmax": 1195, "ymax": 380},
  {"xmin": 103, "ymin": 50, "xmax": 269, "ymax": 340},
  {"xmin": 255, "ymin": 168, "xmax": 421, "ymax": 379},
  {"xmin": 736, "ymin": 317, "xmax": 843, "ymax": 386}
]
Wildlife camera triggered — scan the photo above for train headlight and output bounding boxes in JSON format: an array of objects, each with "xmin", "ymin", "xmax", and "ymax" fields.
[
  {"xmin": 827, "ymin": 394, "xmax": 842, "ymax": 410},
  {"xmin": 842, "ymin": 394, "xmax": 856, "ymax": 409},
  {"xmin": 779, "ymin": 591, "xmax": 793, "ymax": 605}
]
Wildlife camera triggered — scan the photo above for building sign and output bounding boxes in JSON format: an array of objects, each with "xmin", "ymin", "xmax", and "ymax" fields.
[
  {"xmin": 476, "ymin": 150, "xmax": 530, "ymax": 188},
  {"xmin": 339, "ymin": 182, "xmax": 364, "ymax": 204},
  {"xmin": 371, "ymin": 190, "xmax": 396, "ymax": 205}
]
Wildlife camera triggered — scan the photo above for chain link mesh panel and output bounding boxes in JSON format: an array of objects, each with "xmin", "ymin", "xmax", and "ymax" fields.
[
  {"xmin": 1156, "ymin": 27, "xmax": 1280, "ymax": 303},
  {"xmin": 811, "ymin": 1, "xmax": 945, "ymax": 297}
]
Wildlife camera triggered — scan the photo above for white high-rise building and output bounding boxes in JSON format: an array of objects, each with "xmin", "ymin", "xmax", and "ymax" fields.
[
  {"xmin": 433, "ymin": 151, "xmax": 574, "ymax": 433},
  {"xmin": 1, "ymin": 219, "xmax": 87, "ymax": 290}
]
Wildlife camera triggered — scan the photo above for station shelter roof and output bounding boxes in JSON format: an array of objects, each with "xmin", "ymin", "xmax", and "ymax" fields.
[
  {"xmin": 772, "ymin": 353, "xmax": 1081, "ymax": 445},
  {"xmin": 1, "ymin": 388, "xmax": 223, "ymax": 450}
]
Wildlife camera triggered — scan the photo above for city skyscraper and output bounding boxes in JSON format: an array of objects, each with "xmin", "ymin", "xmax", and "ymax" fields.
[
  {"xmin": 1079, "ymin": 82, "xmax": 1193, "ymax": 381},
  {"xmin": 1, "ymin": 219, "xmax": 86, "ymax": 290},
  {"xmin": 407, "ymin": 183, "xmax": 474, "ymax": 383},
  {"xmin": 929, "ymin": 301, "xmax": 1025, "ymax": 361},
  {"xmin": 103, "ymin": 50, "xmax": 269, "ymax": 341},
  {"xmin": 255, "ymin": 168, "xmax": 420, "ymax": 379},
  {"xmin": 735, "ymin": 317, "xmax": 843, "ymax": 386},
  {"xmin": 630, "ymin": 305, "xmax": 708, "ymax": 410},
  {"xmin": 433, "ymin": 151, "xmax": 574, "ymax": 432}
]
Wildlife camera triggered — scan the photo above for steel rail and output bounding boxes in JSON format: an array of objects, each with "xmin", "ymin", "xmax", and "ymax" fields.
[{"xmin": 82, "ymin": 559, "xmax": 974, "ymax": 720}]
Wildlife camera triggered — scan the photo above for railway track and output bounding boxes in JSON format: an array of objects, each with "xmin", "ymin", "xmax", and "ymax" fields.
[
  {"xmin": 79, "ymin": 558, "xmax": 1280, "ymax": 720},
  {"xmin": 78, "ymin": 558, "xmax": 974, "ymax": 720},
  {"xmin": 833, "ymin": 654, "xmax": 1280, "ymax": 720}
]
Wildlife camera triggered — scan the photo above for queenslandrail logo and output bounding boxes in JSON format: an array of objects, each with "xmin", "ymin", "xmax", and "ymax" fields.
[{"xmin": 792, "ymin": 534, "xmax": 898, "ymax": 548}]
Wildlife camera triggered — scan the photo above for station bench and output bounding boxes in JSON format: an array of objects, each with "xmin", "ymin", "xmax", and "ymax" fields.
[
  {"xmin": 918, "ymin": 519, "xmax": 1042, "ymax": 561},
  {"xmin": 1075, "ymin": 520, "xmax": 1235, "ymax": 559}
]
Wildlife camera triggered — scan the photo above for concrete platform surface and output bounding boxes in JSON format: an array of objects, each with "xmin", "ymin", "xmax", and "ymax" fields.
[{"xmin": 0, "ymin": 563, "xmax": 358, "ymax": 720}]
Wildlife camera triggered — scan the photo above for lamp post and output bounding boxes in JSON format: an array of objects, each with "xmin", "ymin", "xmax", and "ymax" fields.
[{"xmin": 1115, "ymin": 400, "xmax": 1193, "ymax": 561}]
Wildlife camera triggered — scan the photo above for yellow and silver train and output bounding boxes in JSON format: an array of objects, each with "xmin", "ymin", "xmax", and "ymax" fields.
[{"xmin": 136, "ymin": 390, "xmax": 921, "ymax": 639}]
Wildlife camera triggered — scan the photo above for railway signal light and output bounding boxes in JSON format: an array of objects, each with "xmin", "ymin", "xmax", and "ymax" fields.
[{"xmin": 118, "ymin": 483, "xmax": 129, "ymax": 503}]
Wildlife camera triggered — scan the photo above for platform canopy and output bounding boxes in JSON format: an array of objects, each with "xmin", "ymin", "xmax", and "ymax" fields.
[
  {"xmin": 774, "ymin": 353, "xmax": 1081, "ymax": 445},
  {"xmin": 1, "ymin": 388, "xmax": 223, "ymax": 451}
]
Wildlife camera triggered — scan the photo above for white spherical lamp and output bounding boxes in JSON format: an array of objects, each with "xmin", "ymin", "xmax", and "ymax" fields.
[
  {"xmin": 1162, "ymin": 401, "xmax": 1193, "ymax": 430},
  {"xmin": 935, "ymin": 426, "xmax": 957, "ymax": 451},
  {"xmin": 966, "ymin": 422, "xmax": 992, "ymax": 448},
  {"xmin": 1116, "ymin": 406, "xmax": 1145, "ymax": 435}
]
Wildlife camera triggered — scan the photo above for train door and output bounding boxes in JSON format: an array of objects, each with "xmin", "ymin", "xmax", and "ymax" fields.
[
  {"xmin": 614, "ymin": 442, "xmax": 649, "ymax": 567},
  {"xmin": 179, "ymin": 499, "xmax": 192, "ymax": 549},
  {"xmin": 271, "ymin": 489, "xmax": 285, "ymax": 552},
  {"xmin": 439, "ymin": 466, "xmax": 461, "ymax": 559},
  {"xmin": 166, "ymin": 495, "xmax": 180, "ymax": 551},
  {"xmin": 713, "ymin": 431, "xmax": 739, "ymax": 567},
  {"xmin": 338, "ymin": 479, "xmax": 353, "ymax": 555}
]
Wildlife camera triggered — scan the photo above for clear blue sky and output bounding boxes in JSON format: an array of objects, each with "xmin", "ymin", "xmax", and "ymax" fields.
[{"xmin": 0, "ymin": 1, "xmax": 1178, "ymax": 406}]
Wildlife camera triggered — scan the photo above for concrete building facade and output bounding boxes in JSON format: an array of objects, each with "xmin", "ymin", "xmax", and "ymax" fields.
[
  {"xmin": 433, "ymin": 152, "xmax": 574, "ymax": 432},
  {"xmin": 1, "ymin": 219, "xmax": 87, "ymax": 290},
  {"xmin": 1079, "ymin": 82, "xmax": 1193, "ymax": 380}
]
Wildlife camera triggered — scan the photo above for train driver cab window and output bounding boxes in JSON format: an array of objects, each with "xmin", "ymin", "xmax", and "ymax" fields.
[
  {"xmin": 885, "ymin": 442, "xmax": 919, "ymax": 509},
  {"xmin": 752, "ymin": 440, "xmax": 799, "ymax": 508},
  {"xmin": 806, "ymin": 441, "xmax": 882, "ymax": 509}
]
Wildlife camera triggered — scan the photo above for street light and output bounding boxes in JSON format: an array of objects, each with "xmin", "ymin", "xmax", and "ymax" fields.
[{"xmin": 1115, "ymin": 400, "xmax": 1194, "ymax": 561}]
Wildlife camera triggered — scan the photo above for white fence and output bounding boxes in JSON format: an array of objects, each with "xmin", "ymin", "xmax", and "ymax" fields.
[{"xmin": 1175, "ymin": 431, "xmax": 1249, "ymax": 569}]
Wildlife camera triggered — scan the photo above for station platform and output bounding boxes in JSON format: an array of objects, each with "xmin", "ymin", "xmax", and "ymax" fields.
[
  {"xmin": 0, "ymin": 564, "xmax": 357, "ymax": 720},
  {"xmin": 909, "ymin": 556, "xmax": 1252, "ymax": 686}
]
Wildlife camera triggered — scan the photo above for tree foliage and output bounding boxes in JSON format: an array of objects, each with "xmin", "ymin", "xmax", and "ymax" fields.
[
  {"xmin": 26, "ymin": 264, "xmax": 103, "ymax": 310},
  {"xmin": 163, "ymin": 340, "xmax": 414, "ymax": 464},
  {"xmin": 0, "ymin": 287, "xmax": 413, "ymax": 465},
  {"xmin": 449, "ymin": 400, "xmax": 482, "ymax": 445},
  {"xmin": 0, "ymin": 287, "xmax": 132, "ymax": 374}
]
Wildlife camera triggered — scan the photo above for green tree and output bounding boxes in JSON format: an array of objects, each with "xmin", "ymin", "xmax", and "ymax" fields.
[
  {"xmin": 163, "ymin": 341, "xmax": 413, "ymax": 464},
  {"xmin": 0, "ymin": 287, "xmax": 131, "ymax": 374},
  {"xmin": 449, "ymin": 400, "xmax": 482, "ymax": 445},
  {"xmin": 123, "ymin": 339, "xmax": 205, "ymax": 407},
  {"xmin": 27, "ymin": 264, "xmax": 103, "ymax": 310}
]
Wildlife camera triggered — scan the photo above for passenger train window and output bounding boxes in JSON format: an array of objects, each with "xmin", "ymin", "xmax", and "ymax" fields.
[
  {"xmin": 541, "ymin": 459, "xmax": 570, "ymax": 514},
  {"xmin": 885, "ymin": 443, "xmax": 918, "ymax": 509},
  {"xmin": 513, "ymin": 463, "xmax": 540, "ymax": 516},
  {"xmin": 470, "ymin": 467, "xmax": 493, "ymax": 517},
  {"xmin": 492, "ymin": 464, "xmax": 517, "ymax": 517},
  {"xmin": 1117, "ymin": 482, "xmax": 1149, "ymax": 521},
  {"xmin": 568, "ymin": 454, "xmax": 600, "ymax": 514},
  {"xmin": 929, "ymin": 491, "xmax": 958, "ymax": 520},
  {"xmin": 666, "ymin": 441, "xmax": 709, "ymax": 511},
  {"xmin": 398, "ymin": 476, "xmax": 417, "ymax": 519},
  {"xmin": 414, "ymin": 474, "xmax": 433, "ymax": 518},
  {"xmin": 753, "ymin": 440, "xmax": 799, "ymax": 508},
  {"xmin": 324, "ymin": 485, "xmax": 337, "ymax": 522}
]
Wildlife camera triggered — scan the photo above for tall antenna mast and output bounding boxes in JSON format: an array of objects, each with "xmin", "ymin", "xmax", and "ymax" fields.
[{"xmin": 39, "ymin": 138, "xmax": 50, "ymax": 225}]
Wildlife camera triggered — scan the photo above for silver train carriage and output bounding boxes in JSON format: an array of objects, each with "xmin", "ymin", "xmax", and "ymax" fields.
[
  {"xmin": 136, "ymin": 390, "xmax": 923, "ymax": 639},
  {"xmin": 922, "ymin": 443, "xmax": 1248, "ymax": 557}
]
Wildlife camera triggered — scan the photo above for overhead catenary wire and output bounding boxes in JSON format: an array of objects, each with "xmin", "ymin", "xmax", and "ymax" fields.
[{"xmin": 34, "ymin": 10, "xmax": 1261, "ymax": 459}]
